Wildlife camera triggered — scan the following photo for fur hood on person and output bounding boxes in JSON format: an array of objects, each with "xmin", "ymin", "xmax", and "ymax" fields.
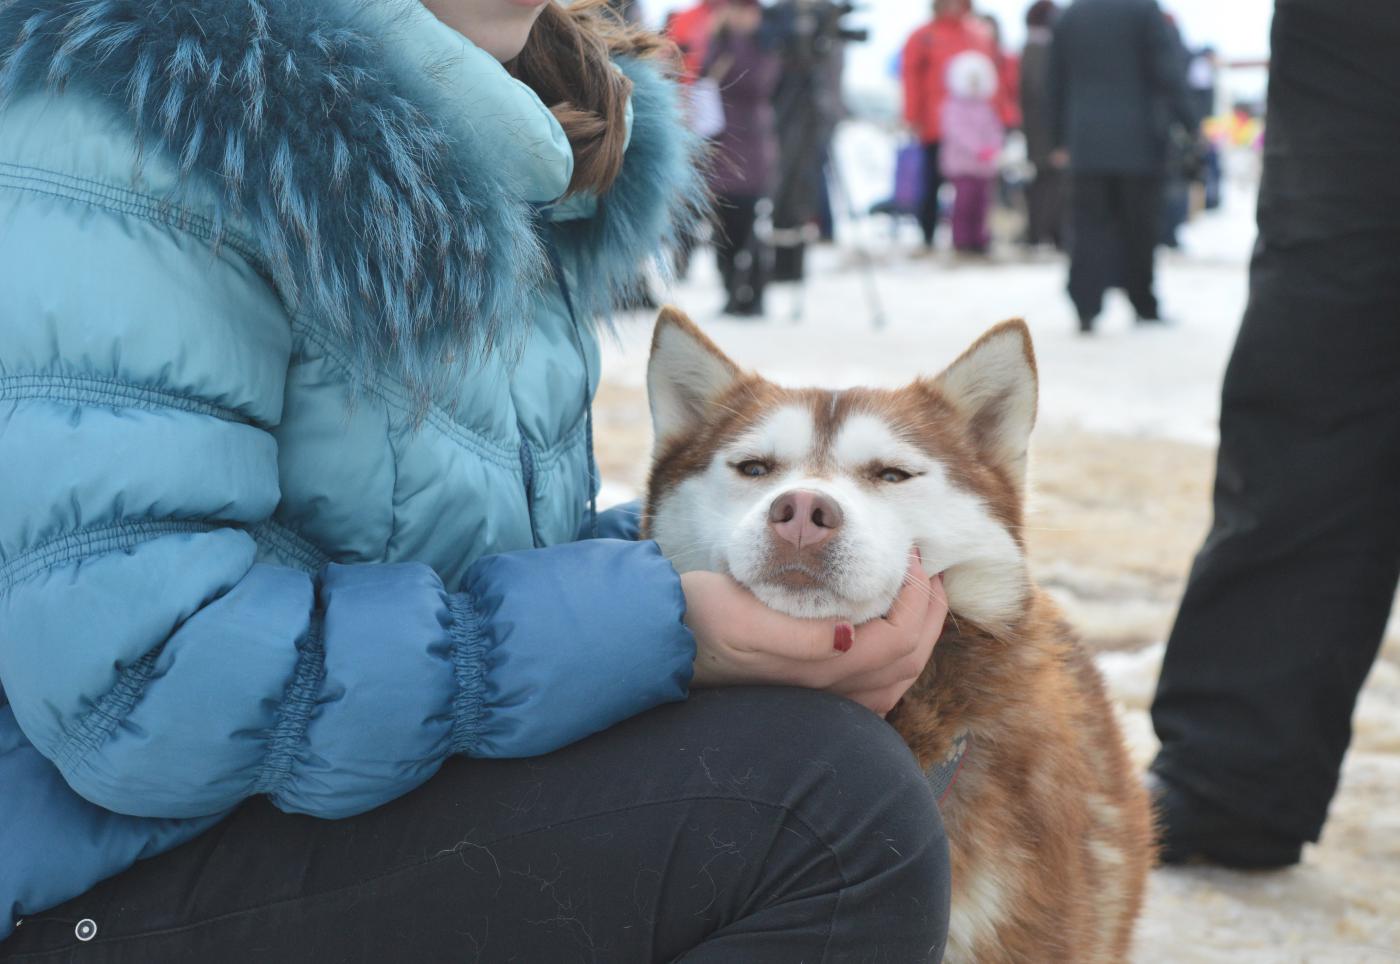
[{"xmin": 0, "ymin": 0, "xmax": 705, "ymax": 398}]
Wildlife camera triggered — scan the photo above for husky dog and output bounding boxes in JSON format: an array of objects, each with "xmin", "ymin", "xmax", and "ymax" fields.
[{"xmin": 641, "ymin": 308, "xmax": 1152, "ymax": 963}]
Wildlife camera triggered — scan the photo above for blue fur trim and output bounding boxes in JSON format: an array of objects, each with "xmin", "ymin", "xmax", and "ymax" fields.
[
  {"xmin": 553, "ymin": 56, "xmax": 708, "ymax": 329},
  {"xmin": 0, "ymin": 0, "xmax": 703, "ymax": 399}
]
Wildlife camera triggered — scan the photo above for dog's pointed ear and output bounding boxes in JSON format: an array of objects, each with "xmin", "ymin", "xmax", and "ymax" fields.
[
  {"xmin": 933, "ymin": 319, "xmax": 1038, "ymax": 486},
  {"xmin": 647, "ymin": 307, "xmax": 743, "ymax": 451}
]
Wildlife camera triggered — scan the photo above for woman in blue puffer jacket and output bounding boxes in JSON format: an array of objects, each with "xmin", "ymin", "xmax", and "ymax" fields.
[{"xmin": 0, "ymin": 0, "xmax": 951, "ymax": 958}]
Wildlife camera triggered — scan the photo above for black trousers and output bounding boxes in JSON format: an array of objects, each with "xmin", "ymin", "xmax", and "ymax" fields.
[
  {"xmin": 1025, "ymin": 166, "xmax": 1065, "ymax": 248},
  {"xmin": 1151, "ymin": 0, "xmax": 1400, "ymax": 843},
  {"xmin": 2, "ymin": 688, "xmax": 950, "ymax": 963},
  {"xmin": 712, "ymin": 195, "xmax": 766, "ymax": 313},
  {"xmin": 917, "ymin": 141, "xmax": 943, "ymax": 248},
  {"xmin": 1067, "ymin": 172, "xmax": 1162, "ymax": 323}
]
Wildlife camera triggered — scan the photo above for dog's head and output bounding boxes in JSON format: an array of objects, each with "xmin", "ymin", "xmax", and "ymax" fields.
[{"xmin": 643, "ymin": 307, "xmax": 1037, "ymax": 628}]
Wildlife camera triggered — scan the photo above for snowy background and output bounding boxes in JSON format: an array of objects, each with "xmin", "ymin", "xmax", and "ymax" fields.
[{"xmin": 589, "ymin": 121, "xmax": 1400, "ymax": 961}]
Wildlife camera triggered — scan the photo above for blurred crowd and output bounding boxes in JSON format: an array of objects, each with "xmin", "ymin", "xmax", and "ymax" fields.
[
  {"xmin": 662, "ymin": 0, "xmax": 856, "ymax": 316},
  {"xmin": 657, "ymin": 0, "xmax": 1247, "ymax": 328}
]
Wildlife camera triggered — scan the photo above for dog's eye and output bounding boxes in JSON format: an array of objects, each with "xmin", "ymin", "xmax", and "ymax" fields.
[
  {"xmin": 877, "ymin": 467, "xmax": 912, "ymax": 483},
  {"xmin": 735, "ymin": 460, "xmax": 771, "ymax": 479}
]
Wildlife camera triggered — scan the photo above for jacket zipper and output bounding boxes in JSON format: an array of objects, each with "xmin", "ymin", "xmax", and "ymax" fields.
[
  {"xmin": 537, "ymin": 207, "xmax": 600, "ymax": 538},
  {"xmin": 518, "ymin": 438, "xmax": 544, "ymax": 549}
]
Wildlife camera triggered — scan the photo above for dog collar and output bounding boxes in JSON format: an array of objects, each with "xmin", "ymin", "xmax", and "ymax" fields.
[{"xmin": 925, "ymin": 730, "xmax": 970, "ymax": 803}]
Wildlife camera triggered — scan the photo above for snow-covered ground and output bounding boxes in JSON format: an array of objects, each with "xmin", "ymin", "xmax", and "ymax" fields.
[{"xmin": 593, "ymin": 131, "xmax": 1400, "ymax": 961}]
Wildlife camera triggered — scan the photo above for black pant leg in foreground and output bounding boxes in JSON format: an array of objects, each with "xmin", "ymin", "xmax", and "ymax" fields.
[
  {"xmin": 1151, "ymin": 0, "xmax": 1400, "ymax": 843},
  {"xmin": 3, "ymin": 688, "xmax": 950, "ymax": 963}
]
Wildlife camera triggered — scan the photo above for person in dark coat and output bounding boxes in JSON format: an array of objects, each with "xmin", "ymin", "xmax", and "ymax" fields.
[
  {"xmin": 1149, "ymin": 0, "xmax": 1400, "ymax": 869},
  {"xmin": 1019, "ymin": 0, "xmax": 1063, "ymax": 247},
  {"xmin": 703, "ymin": 0, "xmax": 781, "ymax": 316},
  {"xmin": 1188, "ymin": 45, "xmax": 1223, "ymax": 210},
  {"xmin": 1048, "ymin": 0, "xmax": 1196, "ymax": 331},
  {"xmin": 1157, "ymin": 12, "xmax": 1196, "ymax": 249},
  {"xmin": 768, "ymin": 0, "xmax": 850, "ymax": 281}
]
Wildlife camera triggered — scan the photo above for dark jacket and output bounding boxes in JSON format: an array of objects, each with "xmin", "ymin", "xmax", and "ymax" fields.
[
  {"xmin": 705, "ymin": 28, "xmax": 781, "ymax": 198},
  {"xmin": 1020, "ymin": 28, "xmax": 1057, "ymax": 165},
  {"xmin": 1048, "ymin": 0, "xmax": 1197, "ymax": 173}
]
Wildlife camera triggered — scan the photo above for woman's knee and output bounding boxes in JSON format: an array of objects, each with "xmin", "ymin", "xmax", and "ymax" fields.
[
  {"xmin": 672, "ymin": 687, "xmax": 950, "ymax": 954},
  {"xmin": 674, "ymin": 689, "xmax": 948, "ymax": 867},
  {"xmin": 675, "ymin": 686, "xmax": 936, "ymax": 798}
]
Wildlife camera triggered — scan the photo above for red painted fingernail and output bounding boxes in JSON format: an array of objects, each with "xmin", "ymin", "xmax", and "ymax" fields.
[
  {"xmin": 914, "ymin": 546, "xmax": 923, "ymax": 564},
  {"xmin": 834, "ymin": 623, "xmax": 854, "ymax": 652}
]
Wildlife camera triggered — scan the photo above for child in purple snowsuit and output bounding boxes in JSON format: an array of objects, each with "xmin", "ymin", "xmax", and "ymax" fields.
[{"xmin": 940, "ymin": 51, "xmax": 1005, "ymax": 253}]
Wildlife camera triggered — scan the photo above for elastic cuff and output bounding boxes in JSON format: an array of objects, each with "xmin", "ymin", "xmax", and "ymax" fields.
[
  {"xmin": 448, "ymin": 592, "xmax": 486, "ymax": 756},
  {"xmin": 255, "ymin": 615, "xmax": 326, "ymax": 801}
]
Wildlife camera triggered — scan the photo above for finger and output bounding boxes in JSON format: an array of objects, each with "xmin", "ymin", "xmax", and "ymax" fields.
[
  {"xmin": 901, "ymin": 573, "xmax": 948, "ymax": 672},
  {"xmin": 881, "ymin": 549, "xmax": 931, "ymax": 629},
  {"xmin": 725, "ymin": 582, "xmax": 850, "ymax": 664},
  {"xmin": 705, "ymin": 570, "xmax": 845, "ymax": 660},
  {"xmin": 914, "ymin": 573, "xmax": 949, "ymax": 657},
  {"xmin": 825, "ymin": 640, "xmax": 928, "ymax": 693},
  {"xmin": 927, "ymin": 572, "xmax": 949, "ymax": 622},
  {"xmin": 836, "ymin": 577, "xmax": 948, "ymax": 692},
  {"xmin": 806, "ymin": 577, "xmax": 929, "ymax": 685}
]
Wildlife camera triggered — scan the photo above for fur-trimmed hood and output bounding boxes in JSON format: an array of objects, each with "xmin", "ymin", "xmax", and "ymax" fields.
[{"xmin": 0, "ymin": 0, "xmax": 704, "ymax": 397}]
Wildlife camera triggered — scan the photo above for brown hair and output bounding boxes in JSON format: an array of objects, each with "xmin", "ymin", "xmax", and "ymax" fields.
[{"xmin": 512, "ymin": 0, "xmax": 677, "ymax": 197}]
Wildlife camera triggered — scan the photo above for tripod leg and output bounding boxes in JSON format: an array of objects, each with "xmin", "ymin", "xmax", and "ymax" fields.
[{"xmin": 826, "ymin": 153, "xmax": 887, "ymax": 330}]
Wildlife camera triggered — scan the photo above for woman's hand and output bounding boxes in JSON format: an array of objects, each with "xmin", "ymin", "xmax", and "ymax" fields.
[{"xmin": 681, "ymin": 552, "xmax": 947, "ymax": 717}]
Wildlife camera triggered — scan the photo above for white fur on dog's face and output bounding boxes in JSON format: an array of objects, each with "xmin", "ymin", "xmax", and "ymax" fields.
[
  {"xmin": 645, "ymin": 311, "xmax": 1037, "ymax": 628},
  {"xmin": 650, "ymin": 403, "xmax": 1028, "ymax": 624}
]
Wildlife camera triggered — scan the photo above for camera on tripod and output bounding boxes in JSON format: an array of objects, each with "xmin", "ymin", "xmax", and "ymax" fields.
[{"xmin": 778, "ymin": 1, "xmax": 869, "ymax": 55}]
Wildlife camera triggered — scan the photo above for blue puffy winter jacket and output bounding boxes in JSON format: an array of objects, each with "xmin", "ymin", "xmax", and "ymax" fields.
[{"xmin": 0, "ymin": 0, "xmax": 703, "ymax": 937}]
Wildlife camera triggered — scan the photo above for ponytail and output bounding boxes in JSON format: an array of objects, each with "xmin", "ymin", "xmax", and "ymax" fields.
[{"xmin": 513, "ymin": 0, "xmax": 678, "ymax": 197}]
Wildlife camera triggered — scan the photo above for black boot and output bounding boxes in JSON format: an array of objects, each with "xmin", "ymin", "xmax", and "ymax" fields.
[{"xmin": 1146, "ymin": 771, "xmax": 1304, "ymax": 869}]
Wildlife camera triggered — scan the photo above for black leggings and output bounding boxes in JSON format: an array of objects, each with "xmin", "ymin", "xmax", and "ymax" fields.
[
  {"xmin": 917, "ymin": 141, "xmax": 943, "ymax": 247},
  {"xmin": 3, "ymin": 688, "xmax": 950, "ymax": 963},
  {"xmin": 1067, "ymin": 172, "xmax": 1162, "ymax": 323},
  {"xmin": 712, "ymin": 194, "xmax": 765, "ymax": 313}
]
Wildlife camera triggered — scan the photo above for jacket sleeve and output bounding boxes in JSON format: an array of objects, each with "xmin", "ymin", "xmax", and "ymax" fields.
[
  {"xmin": 584, "ymin": 501, "xmax": 646, "ymax": 541},
  {"xmin": 902, "ymin": 31, "xmax": 928, "ymax": 129},
  {"xmin": 1143, "ymin": 2, "xmax": 1199, "ymax": 131},
  {"xmin": 1047, "ymin": 25, "xmax": 1068, "ymax": 152},
  {"xmin": 0, "ymin": 147, "xmax": 694, "ymax": 824},
  {"xmin": 705, "ymin": 35, "xmax": 779, "ymax": 100}
]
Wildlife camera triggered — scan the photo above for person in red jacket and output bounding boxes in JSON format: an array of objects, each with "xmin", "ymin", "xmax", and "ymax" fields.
[
  {"xmin": 666, "ymin": 0, "xmax": 723, "ymax": 80},
  {"xmin": 980, "ymin": 12, "xmax": 1023, "ymax": 130},
  {"xmin": 901, "ymin": 0, "xmax": 996, "ymax": 250}
]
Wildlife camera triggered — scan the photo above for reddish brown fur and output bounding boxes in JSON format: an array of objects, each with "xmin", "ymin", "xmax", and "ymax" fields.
[
  {"xmin": 886, "ymin": 596, "xmax": 1153, "ymax": 962},
  {"xmin": 643, "ymin": 310, "xmax": 1153, "ymax": 962}
]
